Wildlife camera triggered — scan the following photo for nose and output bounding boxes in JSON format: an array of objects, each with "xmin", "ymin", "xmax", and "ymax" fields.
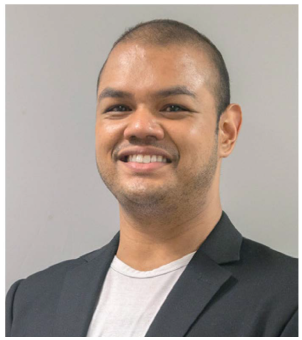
[{"xmin": 123, "ymin": 107, "xmax": 164, "ymax": 141}]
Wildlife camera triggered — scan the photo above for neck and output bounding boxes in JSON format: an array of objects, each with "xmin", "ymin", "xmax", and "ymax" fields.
[{"xmin": 116, "ymin": 188, "xmax": 222, "ymax": 271}]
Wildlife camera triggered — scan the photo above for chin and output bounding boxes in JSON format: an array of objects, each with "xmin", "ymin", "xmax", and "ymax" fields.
[{"xmin": 116, "ymin": 185, "xmax": 169, "ymax": 206}]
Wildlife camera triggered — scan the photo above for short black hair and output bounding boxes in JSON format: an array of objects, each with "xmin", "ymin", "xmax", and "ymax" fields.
[{"xmin": 96, "ymin": 19, "xmax": 230, "ymax": 126}]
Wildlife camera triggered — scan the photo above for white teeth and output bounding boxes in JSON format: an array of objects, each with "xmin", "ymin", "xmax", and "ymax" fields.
[
  {"xmin": 136, "ymin": 155, "xmax": 143, "ymax": 163},
  {"xmin": 143, "ymin": 155, "xmax": 151, "ymax": 163},
  {"xmin": 127, "ymin": 154, "xmax": 168, "ymax": 163},
  {"xmin": 151, "ymin": 155, "xmax": 157, "ymax": 162}
]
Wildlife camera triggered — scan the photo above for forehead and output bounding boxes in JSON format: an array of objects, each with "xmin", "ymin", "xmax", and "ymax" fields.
[{"xmin": 98, "ymin": 42, "xmax": 213, "ymax": 96}]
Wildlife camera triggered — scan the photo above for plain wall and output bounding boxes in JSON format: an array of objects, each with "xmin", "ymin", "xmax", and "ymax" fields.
[{"xmin": 6, "ymin": 5, "xmax": 298, "ymax": 291}]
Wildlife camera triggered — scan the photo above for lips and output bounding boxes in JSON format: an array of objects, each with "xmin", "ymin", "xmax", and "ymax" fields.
[
  {"xmin": 120, "ymin": 160, "xmax": 169, "ymax": 172},
  {"xmin": 116, "ymin": 146, "xmax": 174, "ymax": 173},
  {"xmin": 117, "ymin": 147, "xmax": 173, "ymax": 163}
]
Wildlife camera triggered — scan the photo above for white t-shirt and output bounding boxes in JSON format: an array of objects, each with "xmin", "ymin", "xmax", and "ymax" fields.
[{"xmin": 87, "ymin": 251, "xmax": 196, "ymax": 337}]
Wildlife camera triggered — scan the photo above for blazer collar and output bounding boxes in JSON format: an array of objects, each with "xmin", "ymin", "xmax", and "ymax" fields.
[
  {"xmin": 52, "ymin": 234, "xmax": 119, "ymax": 337},
  {"xmin": 196, "ymin": 211, "xmax": 242, "ymax": 264},
  {"xmin": 53, "ymin": 211, "xmax": 242, "ymax": 337},
  {"xmin": 145, "ymin": 211, "xmax": 242, "ymax": 337},
  {"xmin": 84, "ymin": 210, "xmax": 242, "ymax": 264}
]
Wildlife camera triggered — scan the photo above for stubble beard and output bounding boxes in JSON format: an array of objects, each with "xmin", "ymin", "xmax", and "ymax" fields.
[{"xmin": 96, "ymin": 137, "xmax": 218, "ymax": 219}]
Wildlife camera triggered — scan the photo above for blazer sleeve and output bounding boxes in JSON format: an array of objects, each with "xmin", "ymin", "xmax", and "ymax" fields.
[
  {"xmin": 280, "ymin": 309, "xmax": 298, "ymax": 337},
  {"xmin": 6, "ymin": 279, "xmax": 24, "ymax": 337}
]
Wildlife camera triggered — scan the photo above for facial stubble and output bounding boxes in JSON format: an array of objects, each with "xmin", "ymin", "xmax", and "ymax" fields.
[{"xmin": 96, "ymin": 135, "xmax": 218, "ymax": 218}]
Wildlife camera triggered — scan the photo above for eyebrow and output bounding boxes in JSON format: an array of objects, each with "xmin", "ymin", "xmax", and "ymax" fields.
[{"xmin": 98, "ymin": 85, "xmax": 197, "ymax": 103}]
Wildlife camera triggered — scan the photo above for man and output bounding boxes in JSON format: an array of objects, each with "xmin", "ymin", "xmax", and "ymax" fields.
[{"xmin": 6, "ymin": 19, "xmax": 298, "ymax": 337}]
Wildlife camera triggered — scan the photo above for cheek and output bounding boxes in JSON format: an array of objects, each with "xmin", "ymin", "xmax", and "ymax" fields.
[
  {"xmin": 169, "ymin": 119, "xmax": 216, "ymax": 167},
  {"xmin": 95, "ymin": 120, "xmax": 125, "ymax": 155},
  {"xmin": 170, "ymin": 120, "xmax": 209, "ymax": 152}
]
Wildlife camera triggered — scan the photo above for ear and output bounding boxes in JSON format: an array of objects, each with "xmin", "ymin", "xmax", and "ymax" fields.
[{"xmin": 218, "ymin": 104, "xmax": 242, "ymax": 158}]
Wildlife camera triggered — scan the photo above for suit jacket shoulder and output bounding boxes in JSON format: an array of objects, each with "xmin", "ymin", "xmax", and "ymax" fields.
[
  {"xmin": 6, "ymin": 245, "xmax": 112, "ymax": 337},
  {"xmin": 240, "ymin": 236, "xmax": 297, "ymax": 277},
  {"xmin": 8, "ymin": 248, "xmax": 98, "ymax": 302},
  {"xmin": 232, "ymin": 237, "xmax": 298, "ymax": 312},
  {"xmin": 6, "ymin": 213, "xmax": 298, "ymax": 337}
]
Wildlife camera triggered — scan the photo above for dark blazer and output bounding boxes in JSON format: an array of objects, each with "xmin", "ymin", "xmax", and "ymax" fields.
[{"xmin": 6, "ymin": 212, "xmax": 298, "ymax": 337}]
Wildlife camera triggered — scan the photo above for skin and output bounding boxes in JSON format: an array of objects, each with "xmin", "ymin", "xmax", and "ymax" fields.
[{"xmin": 95, "ymin": 42, "xmax": 242, "ymax": 271}]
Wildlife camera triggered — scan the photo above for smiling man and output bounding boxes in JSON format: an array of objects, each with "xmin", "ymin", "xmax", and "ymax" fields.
[{"xmin": 6, "ymin": 20, "xmax": 298, "ymax": 337}]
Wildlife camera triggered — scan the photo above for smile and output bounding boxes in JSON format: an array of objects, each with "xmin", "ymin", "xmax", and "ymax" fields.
[
  {"xmin": 117, "ymin": 147, "xmax": 173, "ymax": 172},
  {"xmin": 118, "ymin": 154, "xmax": 171, "ymax": 172},
  {"xmin": 122, "ymin": 154, "xmax": 170, "ymax": 164}
]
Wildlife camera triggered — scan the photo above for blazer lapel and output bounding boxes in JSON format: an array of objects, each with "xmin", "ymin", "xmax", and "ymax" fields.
[
  {"xmin": 52, "ymin": 211, "xmax": 241, "ymax": 337},
  {"xmin": 145, "ymin": 211, "xmax": 242, "ymax": 337},
  {"xmin": 145, "ymin": 251, "xmax": 232, "ymax": 337},
  {"xmin": 52, "ymin": 232, "xmax": 120, "ymax": 337}
]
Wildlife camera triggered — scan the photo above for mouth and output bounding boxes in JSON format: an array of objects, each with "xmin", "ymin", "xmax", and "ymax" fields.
[
  {"xmin": 118, "ymin": 154, "xmax": 172, "ymax": 172},
  {"xmin": 119, "ymin": 154, "xmax": 172, "ymax": 164}
]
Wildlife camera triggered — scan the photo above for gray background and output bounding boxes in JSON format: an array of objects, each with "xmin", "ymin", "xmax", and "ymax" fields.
[{"xmin": 6, "ymin": 5, "xmax": 298, "ymax": 291}]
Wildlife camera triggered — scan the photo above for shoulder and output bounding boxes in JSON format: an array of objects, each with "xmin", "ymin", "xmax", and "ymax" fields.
[
  {"xmin": 6, "ymin": 246, "xmax": 108, "ymax": 336},
  {"xmin": 235, "ymin": 237, "xmax": 297, "ymax": 300},
  {"xmin": 240, "ymin": 237, "xmax": 297, "ymax": 273},
  {"xmin": 7, "ymin": 247, "xmax": 103, "ymax": 298},
  {"xmin": 7, "ymin": 231, "xmax": 120, "ymax": 300}
]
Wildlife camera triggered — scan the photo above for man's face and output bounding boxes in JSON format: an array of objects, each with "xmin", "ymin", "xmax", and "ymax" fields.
[{"xmin": 95, "ymin": 42, "xmax": 220, "ymax": 212}]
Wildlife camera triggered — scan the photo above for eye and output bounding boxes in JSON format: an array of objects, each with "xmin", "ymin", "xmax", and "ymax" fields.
[
  {"xmin": 163, "ymin": 104, "xmax": 188, "ymax": 112},
  {"xmin": 104, "ymin": 105, "xmax": 132, "ymax": 113}
]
